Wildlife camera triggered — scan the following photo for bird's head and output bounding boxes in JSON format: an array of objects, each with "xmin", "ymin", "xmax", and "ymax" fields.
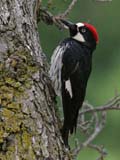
[{"xmin": 60, "ymin": 19, "xmax": 99, "ymax": 47}]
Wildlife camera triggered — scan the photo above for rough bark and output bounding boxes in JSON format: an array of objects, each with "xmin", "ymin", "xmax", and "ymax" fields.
[{"xmin": 0, "ymin": 0, "xmax": 71, "ymax": 159}]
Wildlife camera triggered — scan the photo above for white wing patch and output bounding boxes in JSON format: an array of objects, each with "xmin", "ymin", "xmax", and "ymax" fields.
[
  {"xmin": 65, "ymin": 79, "xmax": 73, "ymax": 98},
  {"xmin": 49, "ymin": 44, "xmax": 69, "ymax": 96}
]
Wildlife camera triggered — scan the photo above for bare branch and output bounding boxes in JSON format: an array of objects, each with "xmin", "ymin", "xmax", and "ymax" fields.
[
  {"xmin": 38, "ymin": 0, "xmax": 78, "ymax": 27},
  {"xmin": 80, "ymin": 95, "xmax": 120, "ymax": 116},
  {"xmin": 88, "ymin": 144, "xmax": 107, "ymax": 160},
  {"xmin": 39, "ymin": 9, "xmax": 66, "ymax": 29},
  {"xmin": 73, "ymin": 106, "xmax": 107, "ymax": 157},
  {"xmin": 39, "ymin": 0, "xmax": 112, "ymax": 27},
  {"xmin": 82, "ymin": 111, "xmax": 106, "ymax": 147},
  {"xmin": 61, "ymin": 0, "xmax": 78, "ymax": 18},
  {"xmin": 72, "ymin": 95, "xmax": 120, "ymax": 159}
]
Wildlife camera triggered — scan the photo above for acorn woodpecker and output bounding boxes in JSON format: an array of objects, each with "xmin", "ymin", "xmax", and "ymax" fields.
[{"xmin": 49, "ymin": 19, "xmax": 99, "ymax": 148}]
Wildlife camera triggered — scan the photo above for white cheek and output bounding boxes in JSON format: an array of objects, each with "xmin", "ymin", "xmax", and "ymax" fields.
[{"xmin": 73, "ymin": 32, "xmax": 85, "ymax": 42}]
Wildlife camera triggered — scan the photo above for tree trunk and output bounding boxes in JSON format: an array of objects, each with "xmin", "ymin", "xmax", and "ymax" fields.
[{"xmin": 0, "ymin": 0, "xmax": 71, "ymax": 159}]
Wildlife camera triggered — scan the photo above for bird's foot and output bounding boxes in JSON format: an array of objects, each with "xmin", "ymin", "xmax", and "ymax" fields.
[{"xmin": 64, "ymin": 144, "xmax": 70, "ymax": 151}]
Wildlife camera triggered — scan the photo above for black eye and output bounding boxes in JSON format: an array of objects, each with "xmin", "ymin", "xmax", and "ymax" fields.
[{"xmin": 81, "ymin": 28, "xmax": 86, "ymax": 33}]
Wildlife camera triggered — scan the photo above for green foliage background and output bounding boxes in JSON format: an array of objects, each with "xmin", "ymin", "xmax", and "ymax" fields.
[{"xmin": 38, "ymin": 0, "xmax": 120, "ymax": 159}]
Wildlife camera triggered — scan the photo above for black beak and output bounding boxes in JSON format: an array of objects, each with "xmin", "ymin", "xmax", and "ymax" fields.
[{"xmin": 60, "ymin": 19, "xmax": 75, "ymax": 29}]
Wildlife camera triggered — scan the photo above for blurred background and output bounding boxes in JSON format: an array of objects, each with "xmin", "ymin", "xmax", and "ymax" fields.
[{"xmin": 38, "ymin": 0, "xmax": 120, "ymax": 159}]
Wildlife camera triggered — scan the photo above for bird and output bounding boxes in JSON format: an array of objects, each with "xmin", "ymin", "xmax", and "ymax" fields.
[{"xmin": 49, "ymin": 19, "xmax": 99, "ymax": 148}]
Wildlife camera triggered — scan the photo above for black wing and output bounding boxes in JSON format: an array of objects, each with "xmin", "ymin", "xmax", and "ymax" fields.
[{"xmin": 61, "ymin": 39, "xmax": 92, "ymax": 146}]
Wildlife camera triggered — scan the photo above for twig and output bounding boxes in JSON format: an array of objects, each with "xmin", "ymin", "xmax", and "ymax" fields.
[
  {"xmin": 79, "ymin": 95, "xmax": 120, "ymax": 116},
  {"xmin": 38, "ymin": 0, "xmax": 112, "ymax": 27},
  {"xmin": 72, "ymin": 95, "xmax": 120, "ymax": 159},
  {"xmin": 83, "ymin": 111, "xmax": 106, "ymax": 147},
  {"xmin": 62, "ymin": 0, "xmax": 78, "ymax": 18},
  {"xmin": 39, "ymin": 8, "xmax": 66, "ymax": 29},
  {"xmin": 38, "ymin": 0, "xmax": 78, "ymax": 26},
  {"xmin": 72, "ymin": 94, "xmax": 120, "ymax": 159},
  {"xmin": 78, "ymin": 102, "xmax": 99, "ymax": 135},
  {"xmin": 73, "ymin": 110, "xmax": 107, "ymax": 155},
  {"xmin": 88, "ymin": 144, "xmax": 107, "ymax": 160}
]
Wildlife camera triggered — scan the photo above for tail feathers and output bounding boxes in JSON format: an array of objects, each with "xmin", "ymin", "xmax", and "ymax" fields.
[
  {"xmin": 69, "ymin": 101, "xmax": 83, "ymax": 134},
  {"xmin": 63, "ymin": 108, "xmax": 79, "ymax": 134},
  {"xmin": 61, "ymin": 84, "xmax": 83, "ymax": 146},
  {"xmin": 70, "ymin": 116, "xmax": 78, "ymax": 134},
  {"xmin": 61, "ymin": 113, "xmax": 78, "ymax": 147},
  {"xmin": 70, "ymin": 110, "xmax": 79, "ymax": 134},
  {"xmin": 63, "ymin": 100, "xmax": 80, "ymax": 135}
]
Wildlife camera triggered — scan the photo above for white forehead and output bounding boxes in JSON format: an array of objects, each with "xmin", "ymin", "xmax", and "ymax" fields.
[{"xmin": 76, "ymin": 22, "xmax": 84, "ymax": 27}]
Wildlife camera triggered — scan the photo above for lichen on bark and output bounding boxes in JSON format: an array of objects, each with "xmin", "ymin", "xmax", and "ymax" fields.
[{"xmin": 0, "ymin": 49, "xmax": 38, "ymax": 159}]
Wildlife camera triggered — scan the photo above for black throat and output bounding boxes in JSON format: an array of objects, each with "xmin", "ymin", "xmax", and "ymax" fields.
[{"xmin": 72, "ymin": 38, "xmax": 96, "ymax": 52}]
